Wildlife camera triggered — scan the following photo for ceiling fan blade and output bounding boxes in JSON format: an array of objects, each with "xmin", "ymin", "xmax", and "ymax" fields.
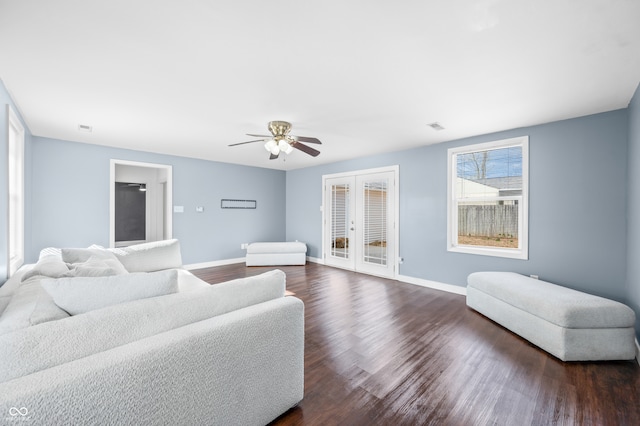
[
  {"xmin": 293, "ymin": 135, "xmax": 322, "ymax": 144},
  {"xmin": 292, "ymin": 142, "xmax": 320, "ymax": 157},
  {"xmin": 269, "ymin": 152, "xmax": 279, "ymax": 160},
  {"xmin": 247, "ymin": 134, "xmax": 272, "ymax": 138},
  {"xmin": 228, "ymin": 139, "xmax": 266, "ymax": 147}
]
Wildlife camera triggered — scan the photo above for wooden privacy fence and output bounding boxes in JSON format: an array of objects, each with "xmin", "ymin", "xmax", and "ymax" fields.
[{"xmin": 458, "ymin": 205, "xmax": 518, "ymax": 237}]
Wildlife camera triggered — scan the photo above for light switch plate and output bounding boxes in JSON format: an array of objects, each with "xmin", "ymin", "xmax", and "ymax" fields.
[{"xmin": 173, "ymin": 205, "xmax": 184, "ymax": 213}]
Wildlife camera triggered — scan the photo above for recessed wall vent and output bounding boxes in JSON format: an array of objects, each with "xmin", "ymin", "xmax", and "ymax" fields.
[
  {"xmin": 427, "ymin": 122, "xmax": 445, "ymax": 131},
  {"xmin": 78, "ymin": 124, "xmax": 93, "ymax": 132}
]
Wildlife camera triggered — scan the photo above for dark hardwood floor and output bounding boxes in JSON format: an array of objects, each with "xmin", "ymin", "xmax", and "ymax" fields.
[{"xmin": 192, "ymin": 263, "xmax": 640, "ymax": 426}]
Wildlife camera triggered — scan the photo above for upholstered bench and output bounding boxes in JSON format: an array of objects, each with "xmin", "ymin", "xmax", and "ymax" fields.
[
  {"xmin": 246, "ymin": 242, "xmax": 307, "ymax": 266},
  {"xmin": 466, "ymin": 272, "xmax": 636, "ymax": 361}
]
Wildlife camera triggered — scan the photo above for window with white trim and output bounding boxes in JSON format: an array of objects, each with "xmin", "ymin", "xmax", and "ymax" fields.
[
  {"xmin": 7, "ymin": 106, "xmax": 25, "ymax": 276},
  {"xmin": 447, "ymin": 136, "xmax": 529, "ymax": 260}
]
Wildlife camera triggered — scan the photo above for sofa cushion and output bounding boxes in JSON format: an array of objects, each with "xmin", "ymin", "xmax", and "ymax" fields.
[
  {"xmin": 21, "ymin": 255, "xmax": 70, "ymax": 282},
  {"xmin": 110, "ymin": 239, "xmax": 183, "ymax": 272},
  {"xmin": 41, "ymin": 269, "xmax": 179, "ymax": 315},
  {"xmin": 37, "ymin": 247, "xmax": 62, "ymax": 260},
  {"xmin": 61, "ymin": 247, "xmax": 117, "ymax": 264},
  {"xmin": 65, "ymin": 255, "xmax": 128, "ymax": 277},
  {"xmin": 61, "ymin": 248, "xmax": 128, "ymax": 276},
  {"xmin": 0, "ymin": 266, "xmax": 200, "ymax": 335},
  {"xmin": 0, "ymin": 280, "xmax": 70, "ymax": 335},
  {"xmin": 0, "ymin": 265, "xmax": 31, "ymax": 301},
  {"xmin": 0, "ymin": 269, "xmax": 286, "ymax": 383}
]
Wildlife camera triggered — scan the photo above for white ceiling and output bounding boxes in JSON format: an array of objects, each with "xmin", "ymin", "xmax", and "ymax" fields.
[{"xmin": 1, "ymin": 0, "xmax": 639, "ymax": 171}]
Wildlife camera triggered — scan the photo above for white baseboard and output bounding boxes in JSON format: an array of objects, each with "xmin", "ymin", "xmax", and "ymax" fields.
[
  {"xmin": 184, "ymin": 258, "xmax": 245, "ymax": 270},
  {"xmin": 306, "ymin": 259, "xmax": 465, "ymax": 296},
  {"xmin": 306, "ymin": 256, "xmax": 324, "ymax": 264},
  {"xmin": 397, "ymin": 274, "xmax": 467, "ymax": 296}
]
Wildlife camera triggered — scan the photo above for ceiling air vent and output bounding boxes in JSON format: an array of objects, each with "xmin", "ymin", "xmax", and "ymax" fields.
[
  {"xmin": 78, "ymin": 124, "xmax": 93, "ymax": 132},
  {"xmin": 427, "ymin": 122, "xmax": 445, "ymax": 131}
]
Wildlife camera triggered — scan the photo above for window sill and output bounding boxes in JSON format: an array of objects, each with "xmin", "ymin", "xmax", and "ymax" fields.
[{"xmin": 448, "ymin": 245, "xmax": 528, "ymax": 260}]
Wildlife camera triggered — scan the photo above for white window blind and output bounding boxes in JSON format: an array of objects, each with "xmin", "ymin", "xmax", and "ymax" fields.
[
  {"xmin": 363, "ymin": 180, "xmax": 387, "ymax": 265},
  {"xmin": 330, "ymin": 184, "xmax": 349, "ymax": 258},
  {"xmin": 7, "ymin": 106, "xmax": 25, "ymax": 276}
]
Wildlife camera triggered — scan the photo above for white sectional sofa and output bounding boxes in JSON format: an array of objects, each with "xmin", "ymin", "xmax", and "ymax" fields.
[{"xmin": 0, "ymin": 240, "xmax": 304, "ymax": 425}]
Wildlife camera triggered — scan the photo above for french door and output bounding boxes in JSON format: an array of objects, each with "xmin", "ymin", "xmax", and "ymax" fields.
[{"xmin": 323, "ymin": 167, "xmax": 398, "ymax": 278}]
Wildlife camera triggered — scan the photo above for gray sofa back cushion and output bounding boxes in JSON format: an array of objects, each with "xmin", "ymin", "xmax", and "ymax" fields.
[{"xmin": 0, "ymin": 269, "xmax": 286, "ymax": 383}]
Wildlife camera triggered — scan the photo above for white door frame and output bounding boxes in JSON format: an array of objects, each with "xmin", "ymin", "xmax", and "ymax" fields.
[
  {"xmin": 109, "ymin": 159, "xmax": 173, "ymax": 248},
  {"xmin": 321, "ymin": 165, "xmax": 399, "ymax": 279}
]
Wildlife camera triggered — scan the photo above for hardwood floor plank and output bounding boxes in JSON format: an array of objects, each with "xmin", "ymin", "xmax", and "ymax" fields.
[{"xmin": 191, "ymin": 263, "xmax": 640, "ymax": 425}]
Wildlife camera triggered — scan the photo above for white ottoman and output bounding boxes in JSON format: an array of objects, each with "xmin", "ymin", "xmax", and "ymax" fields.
[
  {"xmin": 246, "ymin": 242, "xmax": 307, "ymax": 266},
  {"xmin": 467, "ymin": 272, "xmax": 636, "ymax": 361}
]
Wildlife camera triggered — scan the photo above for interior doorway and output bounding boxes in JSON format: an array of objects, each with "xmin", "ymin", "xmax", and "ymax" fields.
[
  {"xmin": 109, "ymin": 160, "xmax": 173, "ymax": 248},
  {"xmin": 322, "ymin": 166, "xmax": 399, "ymax": 279}
]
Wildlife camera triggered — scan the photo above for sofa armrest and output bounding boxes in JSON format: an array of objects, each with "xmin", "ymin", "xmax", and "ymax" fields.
[{"xmin": 0, "ymin": 296, "xmax": 304, "ymax": 426}]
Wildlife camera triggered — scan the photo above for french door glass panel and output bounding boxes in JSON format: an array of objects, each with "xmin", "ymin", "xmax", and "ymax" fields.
[
  {"xmin": 330, "ymin": 183, "xmax": 350, "ymax": 259},
  {"xmin": 325, "ymin": 177, "xmax": 356, "ymax": 270},
  {"xmin": 362, "ymin": 180, "xmax": 387, "ymax": 266},
  {"xmin": 354, "ymin": 172, "xmax": 394, "ymax": 278}
]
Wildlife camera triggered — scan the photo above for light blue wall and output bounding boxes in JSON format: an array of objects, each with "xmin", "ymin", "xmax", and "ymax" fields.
[
  {"xmin": 287, "ymin": 110, "xmax": 629, "ymax": 302},
  {"xmin": 627, "ymin": 83, "xmax": 640, "ymax": 337},
  {"xmin": 0, "ymin": 79, "xmax": 32, "ymax": 284},
  {"xmin": 30, "ymin": 137, "xmax": 286, "ymax": 265}
]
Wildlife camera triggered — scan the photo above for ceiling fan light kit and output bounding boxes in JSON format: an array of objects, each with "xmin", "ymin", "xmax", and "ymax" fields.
[
  {"xmin": 278, "ymin": 138, "xmax": 293, "ymax": 154},
  {"xmin": 264, "ymin": 139, "xmax": 277, "ymax": 153},
  {"xmin": 229, "ymin": 120, "xmax": 322, "ymax": 160}
]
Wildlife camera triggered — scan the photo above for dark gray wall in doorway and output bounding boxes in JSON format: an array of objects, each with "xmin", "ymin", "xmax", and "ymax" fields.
[{"xmin": 115, "ymin": 183, "xmax": 146, "ymax": 242}]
